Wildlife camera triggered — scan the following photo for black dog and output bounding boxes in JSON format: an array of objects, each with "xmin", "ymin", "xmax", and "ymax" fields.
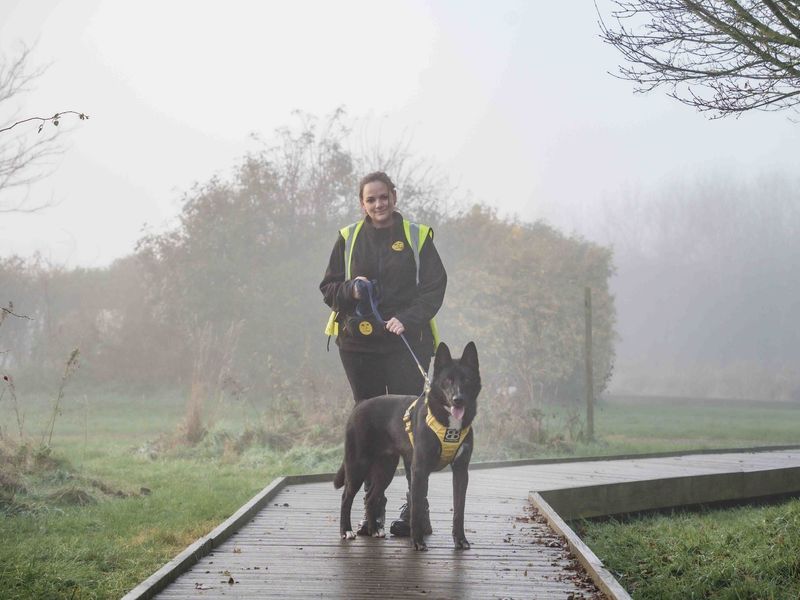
[{"xmin": 334, "ymin": 341, "xmax": 481, "ymax": 551}]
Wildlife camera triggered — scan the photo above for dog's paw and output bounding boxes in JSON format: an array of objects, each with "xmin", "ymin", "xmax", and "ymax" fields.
[
  {"xmin": 454, "ymin": 538, "xmax": 471, "ymax": 550},
  {"xmin": 413, "ymin": 540, "xmax": 428, "ymax": 551},
  {"xmin": 342, "ymin": 531, "xmax": 356, "ymax": 540},
  {"xmin": 372, "ymin": 529, "xmax": 385, "ymax": 538}
]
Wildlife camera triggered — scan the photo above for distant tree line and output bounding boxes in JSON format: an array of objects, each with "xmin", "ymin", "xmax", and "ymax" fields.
[
  {"xmin": 0, "ymin": 112, "xmax": 616, "ymax": 411},
  {"xmin": 605, "ymin": 173, "xmax": 800, "ymax": 401}
]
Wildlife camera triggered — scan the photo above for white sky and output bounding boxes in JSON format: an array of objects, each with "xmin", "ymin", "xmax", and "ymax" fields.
[{"xmin": 1, "ymin": 0, "xmax": 799, "ymax": 267}]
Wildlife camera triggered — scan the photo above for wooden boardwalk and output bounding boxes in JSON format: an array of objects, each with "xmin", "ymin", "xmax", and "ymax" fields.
[{"xmin": 148, "ymin": 448, "xmax": 800, "ymax": 600}]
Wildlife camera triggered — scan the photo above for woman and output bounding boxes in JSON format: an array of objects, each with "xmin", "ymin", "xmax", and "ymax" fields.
[{"xmin": 320, "ymin": 171, "xmax": 447, "ymax": 536}]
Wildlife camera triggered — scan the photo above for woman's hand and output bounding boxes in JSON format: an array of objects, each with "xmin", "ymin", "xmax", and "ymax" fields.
[
  {"xmin": 351, "ymin": 276, "xmax": 369, "ymax": 299},
  {"xmin": 385, "ymin": 317, "xmax": 405, "ymax": 335}
]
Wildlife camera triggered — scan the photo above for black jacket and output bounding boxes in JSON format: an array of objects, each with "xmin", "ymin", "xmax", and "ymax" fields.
[{"xmin": 320, "ymin": 211, "xmax": 447, "ymax": 354}]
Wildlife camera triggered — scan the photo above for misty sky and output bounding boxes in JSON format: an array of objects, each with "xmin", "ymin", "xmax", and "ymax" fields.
[{"xmin": 2, "ymin": 0, "xmax": 799, "ymax": 267}]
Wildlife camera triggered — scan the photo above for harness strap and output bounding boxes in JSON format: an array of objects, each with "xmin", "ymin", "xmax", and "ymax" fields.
[{"xmin": 403, "ymin": 394, "xmax": 471, "ymax": 471}]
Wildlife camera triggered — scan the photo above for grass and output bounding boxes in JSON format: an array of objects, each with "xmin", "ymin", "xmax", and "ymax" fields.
[
  {"xmin": 0, "ymin": 390, "xmax": 797, "ymax": 599},
  {"xmin": 591, "ymin": 396, "xmax": 800, "ymax": 453},
  {"xmin": 1, "ymin": 460, "xmax": 263, "ymax": 599},
  {"xmin": 0, "ymin": 389, "xmax": 342, "ymax": 599},
  {"xmin": 479, "ymin": 395, "xmax": 800, "ymax": 460},
  {"xmin": 579, "ymin": 499, "xmax": 800, "ymax": 600}
]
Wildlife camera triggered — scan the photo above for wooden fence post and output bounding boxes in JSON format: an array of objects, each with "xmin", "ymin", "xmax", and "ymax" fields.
[{"xmin": 584, "ymin": 286, "xmax": 594, "ymax": 440}]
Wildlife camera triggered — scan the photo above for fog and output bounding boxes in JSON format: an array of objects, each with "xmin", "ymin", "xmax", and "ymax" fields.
[
  {"xmin": 601, "ymin": 173, "xmax": 800, "ymax": 400},
  {"xmin": 1, "ymin": 0, "xmax": 799, "ymax": 404}
]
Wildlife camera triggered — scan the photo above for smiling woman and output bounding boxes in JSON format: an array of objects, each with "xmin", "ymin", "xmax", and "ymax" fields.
[
  {"xmin": 361, "ymin": 179, "xmax": 396, "ymax": 229},
  {"xmin": 320, "ymin": 171, "xmax": 446, "ymax": 397}
]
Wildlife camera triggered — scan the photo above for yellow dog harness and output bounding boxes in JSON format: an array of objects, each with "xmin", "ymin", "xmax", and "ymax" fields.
[{"xmin": 403, "ymin": 396, "xmax": 471, "ymax": 471}]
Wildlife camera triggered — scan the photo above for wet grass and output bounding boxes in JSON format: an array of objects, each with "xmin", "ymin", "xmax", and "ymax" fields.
[
  {"xmin": 594, "ymin": 395, "xmax": 800, "ymax": 451},
  {"xmin": 0, "ymin": 389, "xmax": 342, "ymax": 599},
  {"xmin": 580, "ymin": 498, "xmax": 800, "ymax": 599},
  {"xmin": 475, "ymin": 395, "xmax": 800, "ymax": 461}
]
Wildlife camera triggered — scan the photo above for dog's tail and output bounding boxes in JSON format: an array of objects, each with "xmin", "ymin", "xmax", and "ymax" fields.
[{"xmin": 333, "ymin": 463, "xmax": 345, "ymax": 489}]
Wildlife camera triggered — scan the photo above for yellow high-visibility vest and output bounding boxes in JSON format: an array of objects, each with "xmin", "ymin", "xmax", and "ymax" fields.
[{"xmin": 324, "ymin": 218, "xmax": 440, "ymax": 349}]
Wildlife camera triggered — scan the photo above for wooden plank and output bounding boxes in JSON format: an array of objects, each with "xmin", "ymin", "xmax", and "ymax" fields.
[
  {"xmin": 155, "ymin": 474, "xmax": 605, "ymax": 599},
  {"xmin": 541, "ymin": 466, "xmax": 800, "ymax": 520},
  {"xmin": 531, "ymin": 492, "xmax": 632, "ymax": 600},
  {"xmin": 138, "ymin": 448, "xmax": 800, "ymax": 599},
  {"xmin": 122, "ymin": 477, "xmax": 288, "ymax": 600},
  {"xmin": 274, "ymin": 444, "xmax": 800, "ymax": 482}
]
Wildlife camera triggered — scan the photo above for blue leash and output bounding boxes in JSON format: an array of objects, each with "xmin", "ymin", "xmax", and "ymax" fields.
[{"xmin": 354, "ymin": 279, "xmax": 432, "ymax": 393}]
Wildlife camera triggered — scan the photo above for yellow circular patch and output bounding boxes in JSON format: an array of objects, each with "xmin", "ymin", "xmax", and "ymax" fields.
[
  {"xmin": 391, "ymin": 240, "xmax": 405, "ymax": 251},
  {"xmin": 358, "ymin": 321, "xmax": 373, "ymax": 335}
]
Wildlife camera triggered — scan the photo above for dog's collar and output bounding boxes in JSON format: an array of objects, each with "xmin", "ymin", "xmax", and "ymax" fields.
[{"xmin": 403, "ymin": 394, "xmax": 471, "ymax": 471}]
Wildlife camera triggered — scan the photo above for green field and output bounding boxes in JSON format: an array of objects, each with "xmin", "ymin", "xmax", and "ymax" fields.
[
  {"xmin": 591, "ymin": 395, "xmax": 800, "ymax": 455},
  {"xmin": 0, "ymin": 390, "xmax": 798, "ymax": 599},
  {"xmin": 580, "ymin": 498, "xmax": 800, "ymax": 600}
]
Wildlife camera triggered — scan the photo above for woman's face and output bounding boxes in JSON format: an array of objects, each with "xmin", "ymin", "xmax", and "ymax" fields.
[{"xmin": 361, "ymin": 181, "xmax": 396, "ymax": 228}]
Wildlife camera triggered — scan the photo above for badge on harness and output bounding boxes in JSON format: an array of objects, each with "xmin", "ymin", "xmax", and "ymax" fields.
[
  {"xmin": 444, "ymin": 428, "xmax": 461, "ymax": 442},
  {"xmin": 358, "ymin": 321, "xmax": 373, "ymax": 335}
]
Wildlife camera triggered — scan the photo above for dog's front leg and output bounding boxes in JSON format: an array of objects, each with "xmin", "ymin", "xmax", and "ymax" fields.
[
  {"xmin": 410, "ymin": 465, "xmax": 430, "ymax": 551},
  {"xmin": 452, "ymin": 460, "xmax": 470, "ymax": 549},
  {"xmin": 452, "ymin": 437, "xmax": 472, "ymax": 549}
]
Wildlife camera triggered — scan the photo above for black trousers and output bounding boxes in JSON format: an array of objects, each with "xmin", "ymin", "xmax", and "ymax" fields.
[{"xmin": 339, "ymin": 345, "xmax": 431, "ymax": 403}]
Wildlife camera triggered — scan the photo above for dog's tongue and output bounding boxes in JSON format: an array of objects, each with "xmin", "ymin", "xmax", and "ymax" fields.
[{"xmin": 450, "ymin": 405, "xmax": 465, "ymax": 422}]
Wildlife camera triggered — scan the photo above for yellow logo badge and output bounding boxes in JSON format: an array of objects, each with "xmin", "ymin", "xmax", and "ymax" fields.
[
  {"xmin": 359, "ymin": 321, "xmax": 373, "ymax": 335},
  {"xmin": 391, "ymin": 241, "xmax": 405, "ymax": 251}
]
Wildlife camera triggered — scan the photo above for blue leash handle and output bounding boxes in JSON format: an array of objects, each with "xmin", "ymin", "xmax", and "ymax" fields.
[
  {"xmin": 353, "ymin": 279, "xmax": 431, "ymax": 392},
  {"xmin": 353, "ymin": 279, "xmax": 385, "ymax": 324}
]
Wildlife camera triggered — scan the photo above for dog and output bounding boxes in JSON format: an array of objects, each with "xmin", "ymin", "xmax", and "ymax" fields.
[{"xmin": 333, "ymin": 341, "xmax": 481, "ymax": 551}]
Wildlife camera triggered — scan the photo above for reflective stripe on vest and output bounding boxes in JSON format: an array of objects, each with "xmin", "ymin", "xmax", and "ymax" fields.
[
  {"xmin": 324, "ymin": 221, "xmax": 364, "ymax": 337},
  {"xmin": 341, "ymin": 220, "xmax": 364, "ymax": 281}
]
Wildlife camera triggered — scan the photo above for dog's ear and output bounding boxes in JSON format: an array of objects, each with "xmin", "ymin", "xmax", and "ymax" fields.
[
  {"xmin": 433, "ymin": 342, "xmax": 452, "ymax": 374},
  {"xmin": 460, "ymin": 341, "xmax": 479, "ymax": 371}
]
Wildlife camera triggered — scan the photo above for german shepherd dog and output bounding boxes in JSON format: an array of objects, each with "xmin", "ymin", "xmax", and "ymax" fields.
[{"xmin": 334, "ymin": 341, "xmax": 480, "ymax": 551}]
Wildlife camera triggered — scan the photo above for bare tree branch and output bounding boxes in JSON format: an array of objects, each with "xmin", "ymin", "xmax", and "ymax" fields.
[
  {"xmin": 0, "ymin": 110, "xmax": 89, "ymax": 135},
  {"xmin": 0, "ymin": 44, "xmax": 88, "ymax": 210},
  {"xmin": 0, "ymin": 45, "xmax": 46, "ymax": 104},
  {"xmin": 0, "ymin": 302, "xmax": 33, "ymax": 332},
  {"xmin": 597, "ymin": 0, "xmax": 800, "ymax": 117}
]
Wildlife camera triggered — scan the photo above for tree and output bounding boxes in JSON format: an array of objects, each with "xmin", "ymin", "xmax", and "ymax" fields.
[
  {"xmin": 440, "ymin": 206, "xmax": 616, "ymax": 407},
  {"xmin": 0, "ymin": 44, "xmax": 88, "ymax": 211},
  {"xmin": 598, "ymin": 0, "xmax": 800, "ymax": 117}
]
